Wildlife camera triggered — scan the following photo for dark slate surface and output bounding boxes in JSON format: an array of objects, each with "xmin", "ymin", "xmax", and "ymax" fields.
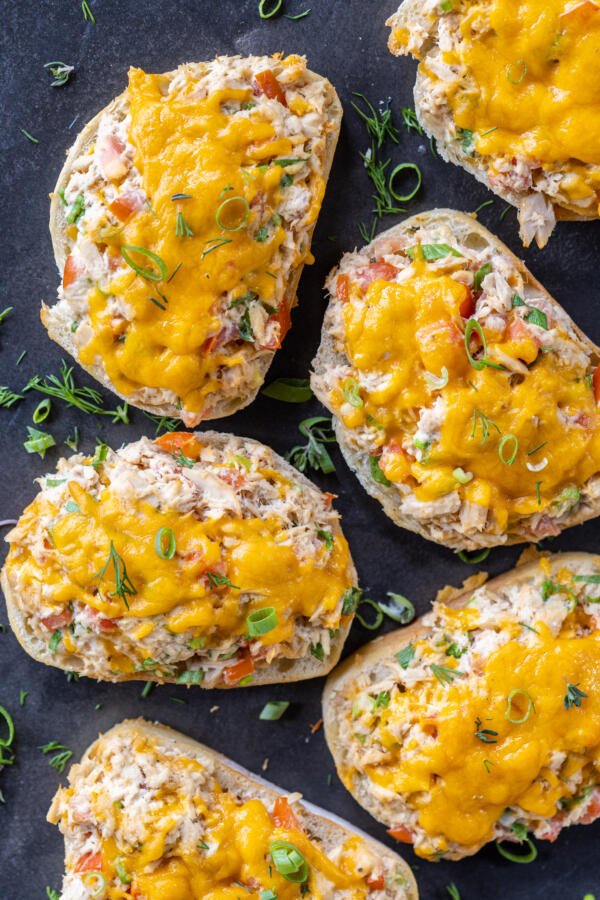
[{"xmin": 1, "ymin": 1, "xmax": 599, "ymax": 898}]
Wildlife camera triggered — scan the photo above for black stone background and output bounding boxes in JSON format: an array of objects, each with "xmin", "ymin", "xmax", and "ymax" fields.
[{"xmin": 1, "ymin": 1, "xmax": 599, "ymax": 897}]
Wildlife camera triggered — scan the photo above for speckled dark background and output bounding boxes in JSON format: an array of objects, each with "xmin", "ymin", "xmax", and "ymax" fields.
[{"xmin": 1, "ymin": 1, "xmax": 599, "ymax": 898}]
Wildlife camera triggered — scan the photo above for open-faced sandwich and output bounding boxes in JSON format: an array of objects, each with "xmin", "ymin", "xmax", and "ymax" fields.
[
  {"xmin": 48, "ymin": 719, "xmax": 417, "ymax": 899},
  {"xmin": 323, "ymin": 551, "xmax": 600, "ymax": 861},
  {"xmin": 45, "ymin": 55, "xmax": 342, "ymax": 425},
  {"xmin": 311, "ymin": 210, "xmax": 600, "ymax": 551},
  {"xmin": 386, "ymin": 0, "xmax": 600, "ymax": 247},
  {"xmin": 1, "ymin": 431, "xmax": 357, "ymax": 686}
]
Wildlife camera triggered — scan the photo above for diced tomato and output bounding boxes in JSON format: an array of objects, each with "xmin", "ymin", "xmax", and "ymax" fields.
[
  {"xmin": 154, "ymin": 432, "xmax": 202, "ymax": 459},
  {"xmin": 217, "ymin": 469, "xmax": 246, "ymax": 490},
  {"xmin": 593, "ymin": 366, "xmax": 600, "ymax": 403},
  {"xmin": 459, "ymin": 288, "xmax": 475, "ymax": 319},
  {"xmin": 323, "ymin": 492, "xmax": 336, "ymax": 506},
  {"xmin": 366, "ymin": 874, "xmax": 386, "ymax": 890},
  {"xmin": 355, "ymin": 261, "xmax": 399, "ymax": 289},
  {"xmin": 223, "ymin": 649, "xmax": 255, "ymax": 685},
  {"xmin": 580, "ymin": 790, "xmax": 600, "ymax": 825},
  {"xmin": 74, "ymin": 851, "xmax": 103, "ymax": 873},
  {"xmin": 62, "ymin": 255, "xmax": 81, "ymax": 289},
  {"xmin": 40, "ymin": 609, "xmax": 73, "ymax": 631},
  {"xmin": 576, "ymin": 413, "xmax": 592, "ymax": 429},
  {"xmin": 88, "ymin": 608, "xmax": 119, "ymax": 633},
  {"xmin": 387, "ymin": 825, "xmax": 413, "ymax": 844},
  {"xmin": 261, "ymin": 302, "xmax": 292, "ymax": 350},
  {"xmin": 254, "ymin": 70, "xmax": 287, "ymax": 106},
  {"xmin": 108, "ymin": 192, "xmax": 145, "ymax": 222},
  {"xmin": 97, "ymin": 135, "xmax": 129, "ymax": 182},
  {"xmin": 507, "ymin": 316, "xmax": 541, "ymax": 347},
  {"xmin": 272, "ymin": 797, "xmax": 300, "ymax": 831},
  {"xmin": 336, "ymin": 273, "xmax": 350, "ymax": 303}
]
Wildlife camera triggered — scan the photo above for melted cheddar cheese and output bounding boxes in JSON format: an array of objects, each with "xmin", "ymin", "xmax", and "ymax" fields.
[
  {"xmin": 61, "ymin": 733, "xmax": 386, "ymax": 899},
  {"xmin": 73, "ymin": 61, "xmax": 326, "ymax": 419},
  {"xmin": 5, "ymin": 467, "xmax": 351, "ymax": 673},
  {"xmin": 343, "ymin": 561, "xmax": 600, "ymax": 858},
  {"xmin": 331, "ymin": 263, "xmax": 600, "ymax": 532}
]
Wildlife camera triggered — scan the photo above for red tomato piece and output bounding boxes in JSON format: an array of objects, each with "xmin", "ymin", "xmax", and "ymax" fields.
[
  {"xmin": 108, "ymin": 192, "xmax": 145, "ymax": 222},
  {"xmin": 272, "ymin": 797, "xmax": 300, "ymax": 831},
  {"xmin": 459, "ymin": 288, "xmax": 475, "ymax": 319},
  {"xmin": 387, "ymin": 825, "xmax": 413, "ymax": 844},
  {"xmin": 154, "ymin": 432, "xmax": 202, "ymax": 459},
  {"xmin": 254, "ymin": 70, "xmax": 287, "ymax": 106},
  {"xmin": 356, "ymin": 261, "xmax": 399, "ymax": 289},
  {"xmin": 74, "ymin": 851, "xmax": 103, "ymax": 873},
  {"xmin": 62, "ymin": 255, "xmax": 81, "ymax": 289},
  {"xmin": 222, "ymin": 650, "xmax": 255, "ymax": 685},
  {"xmin": 336, "ymin": 273, "xmax": 350, "ymax": 303},
  {"xmin": 366, "ymin": 874, "xmax": 386, "ymax": 890},
  {"xmin": 40, "ymin": 609, "xmax": 73, "ymax": 631}
]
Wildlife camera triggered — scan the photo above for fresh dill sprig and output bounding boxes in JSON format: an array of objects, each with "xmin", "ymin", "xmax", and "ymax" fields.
[
  {"xmin": 401, "ymin": 106, "xmax": 423, "ymax": 136},
  {"xmin": 286, "ymin": 416, "xmax": 337, "ymax": 475},
  {"xmin": 351, "ymin": 93, "xmax": 399, "ymax": 150},
  {"xmin": 143, "ymin": 413, "xmax": 183, "ymax": 435},
  {"xmin": 0, "ymin": 387, "xmax": 23, "ymax": 409},
  {"xmin": 39, "ymin": 741, "xmax": 73, "ymax": 774},
  {"xmin": 81, "ymin": 0, "xmax": 95, "ymax": 23},
  {"xmin": 26, "ymin": 361, "xmax": 129, "ymax": 424},
  {"xmin": 93, "ymin": 541, "xmax": 137, "ymax": 608}
]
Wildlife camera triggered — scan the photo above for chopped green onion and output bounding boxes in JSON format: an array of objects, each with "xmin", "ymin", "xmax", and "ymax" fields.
[
  {"xmin": 0, "ymin": 706, "xmax": 15, "ymax": 748},
  {"xmin": 356, "ymin": 598, "xmax": 384, "ymax": 630},
  {"xmin": 473, "ymin": 262, "xmax": 492, "ymax": 292},
  {"xmin": 498, "ymin": 434, "xmax": 519, "ymax": 465},
  {"xmin": 343, "ymin": 377, "xmax": 363, "ymax": 408},
  {"xmin": 120, "ymin": 245, "xmax": 167, "ymax": 282},
  {"xmin": 369, "ymin": 454, "xmax": 391, "ymax": 486},
  {"xmin": 341, "ymin": 587, "xmax": 362, "ymax": 616},
  {"xmin": 115, "ymin": 857, "xmax": 132, "ymax": 885},
  {"xmin": 574, "ymin": 574, "xmax": 600, "ymax": 584},
  {"xmin": 379, "ymin": 592, "xmax": 415, "ymax": 624},
  {"xmin": 24, "ymin": 426, "xmax": 56, "ymax": 458},
  {"xmin": 505, "ymin": 689, "xmax": 535, "ymax": 724},
  {"xmin": 396, "ymin": 643, "xmax": 415, "ymax": 669},
  {"xmin": 317, "ymin": 529, "xmax": 334, "ymax": 551},
  {"xmin": 424, "ymin": 366, "xmax": 449, "ymax": 390},
  {"xmin": 453, "ymin": 467, "xmax": 473, "ymax": 484},
  {"xmin": 66, "ymin": 195, "xmax": 85, "ymax": 224},
  {"xmin": 464, "ymin": 319, "xmax": 505, "ymax": 371},
  {"xmin": 496, "ymin": 831, "xmax": 537, "ymax": 863},
  {"xmin": 457, "ymin": 548, "xmax": 491, "ymax": 564},
  {"xmin": 20, "ymin": 128, "xmax": 39, "ymax": 144},
  {"xmin": 216, "ymin": 195, "xmax": 250, "ymax": 232},
  {"xmin": 406, "ymin": 243, "xmax": 462, "ymax": 261},
  {"xmin": 506, "ymin": 59, "xmax": 528, "ymax": 85},
  {"xmin": 83, "ymin": 873, "xmax": 106, "ymax": 898},
  {"xmin": 310, "ymin": 641, "xmax": 325, "ymax": 661},
  {"xmin": 176, "ymin": 670, "xmax": 204, "ymax": 684},
  {"xmin": 388, "ymin": 162, "xmax": 422, "ymax": 202},
  {"xmin": 32, "ymin": 399, "xmax": 51, "ymax": 424},
  {"xmin": 65, "ymin": 500, "xmax": 80, "ymax": 514},
  {"xmin": 269, "ymin": 841, "xmax": 309, "ymax": 883},
  {"xmin": 262, "ymin": 378, "xmax": 313, "ymax": 402},
  {"xmin": 154, "ymin": 527, "xmax": 176, "ymax": 560},
  {"xmin": 260, "ymin": 701, "xmax": 289, "ymax": 720},
  {"xmin": 247, "ymin": 607, "xmax": 278, "ymax": 637},
  {"xmin": 259, "ymin": 0, "xmax": 282, "ymax": 17},
  {"xmin": 285, "ymin": 8, "xmax": 311, "ymax": 19},
  {"xmin": 188, "ymin": 636, "xmax": 206, "ymax": 650},
  {"xmin": 525, "ymin": 308, "xmax": 548, "ymax": 329}
]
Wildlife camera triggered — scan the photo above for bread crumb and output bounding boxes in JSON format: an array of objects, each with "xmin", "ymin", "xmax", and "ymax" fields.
[
  {"xmin": 435, "ymin": 571, "xmax": 488, "ymax": 605},
  {"xmin": 310, "ymin": 718, "xmax": 323, "ymax": 734},
  {"xmin": 210, "ymin": 705, "xmax": 219, "ymax": 713},
  {"xmin": 262, "ymin": 758, "xmax": 269, "ymax": 771},
  {"xmin": 516, "ymin": 544, "xmax": 550, "ymax": 567}
]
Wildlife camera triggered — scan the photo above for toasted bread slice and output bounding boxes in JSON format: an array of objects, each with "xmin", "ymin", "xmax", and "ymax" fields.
[
  {"xmin": 386, "ymin": 1, "xmax": 600, "ymax": 247},
  {"xmin": 1, "ymin": 431, "xmax": 357, "ymax": 687},
  {"xmin": 47, "ymin": 718, "xmax": 418, "ymax": 898},
  {"xmin": 45, "ymin": 55, "xmax": 342, "ymax": 425},
  {"xmin": 311, "ymin": 210, "xmax": 600, "ymax": 550},
  {"xmin": 324, "ymin": 551, "xmax": 600, "ymax": 860}
]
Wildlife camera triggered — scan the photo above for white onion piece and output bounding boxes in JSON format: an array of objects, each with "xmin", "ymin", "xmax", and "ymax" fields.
[{"xmin": 526, "ymin": 456, "xmax": 548, "ymax": 472}]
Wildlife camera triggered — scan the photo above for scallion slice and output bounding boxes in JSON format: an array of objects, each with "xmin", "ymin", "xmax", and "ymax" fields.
[
  {"xmin": 269, "ymin": 840, "xmax": 309, "ymax": 883},
  {"xmin": 247, "ymin": 607, "xmax": 278, "ymax": 637},
  {"xmin": 216, "ymin": 195, "xmax": 250, "ymax": 232},
  {"xmin": 259, "ymin": 0, "xmax": 283, "ymax": 17},
  {"xmin": 356, "ymin": 598, "xmax": 384, "ymax": 630},
  {"xmin": 464, "ymin": 319, "xmax": 504, "ymax": 371},
  {"xmin": 32, "ymin": 399, "xmax": 51, "ymax": 424},
  {"xmin": 424, "ymin": 366, "xmax": 449, "ymax": 390},
  {"xmin": 498, "ymin": 434, "xmax": 519, "ymax": 465},
  {"xmin": 505, "ymin": 689, "xmax": 535, "ymax": 724},
  {"xmin": 120, "ymin": 245, "xmax": 167, "ymax": 282},
  {"xmin": 154, "ymin": 527, "xmax": 176, "ymax": 560},
  {"xmin": 259, "ymin": 700, "xmax": 289, "ymax": 720},
  {"xmin": 389, "ymin": 162, "xmax": 422, "ymax": 202},
  {"xmin": 82, "ymin": 872, "xmax": 106, "ymax": 898},
  {"xmin": 262, "ymin": 378, "xmax": 313, "ymax": 402},
  {"xmin": 342, "ymin": 376, "xmax": 363, "ymax": 408},
  {"xmin": 379, "ymin": 592, "xmax": 415, "ymax": 624}
]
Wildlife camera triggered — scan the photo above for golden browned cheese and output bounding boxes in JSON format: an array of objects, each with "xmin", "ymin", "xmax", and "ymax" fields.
[
  {"xmin": 395, "ymin": 0, "xmax": 600, "ymax": 203},
  {"xmin": 330, "ymin": 263, "xmax": 600, "ymax": 531},
  {"xmin": 60, "ymin": 735, "xmax": 378, "ymax": 898},
  {"xmin": 77, "ymin": 64, "xmax": 324, "ymax": 414},
  {"xmin": 5, "ymin": 477, "xmax": 351, "ymax": 669}
]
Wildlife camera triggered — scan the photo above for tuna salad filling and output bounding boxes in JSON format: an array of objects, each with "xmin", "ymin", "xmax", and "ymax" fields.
[
  {"xmin": 312, "ymin": 219, "xmax": 600, "ymax": 549},
  {"xmin": 335, "ymin": 555, "xmax": 600, "ymax": 859},
  {"xmin": 47, "ymin": 55, "xmax": 338, "ymax": 423},
  {"xmin": 3, "ymin": 434, "xmax": 355, "ymax": 686},
  {"xmin": 48, "ymin": 723, "xmax": 413, "ymax": 898},
  {"xmin": 387, "ymin": 0, "xmax": 600, "ymax": 246}
]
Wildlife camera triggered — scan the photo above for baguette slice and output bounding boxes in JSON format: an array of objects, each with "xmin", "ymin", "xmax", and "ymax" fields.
[
  {"xmin": 48, "ymin": 718, "xmax": 418, "ymax": 898},
  {"xmin": 386, "ymin": 2, "xmax": 600, "ymax": 247},
  {"xmin": 311, "ymin": 210, "xmax": 600, "ymax": 550},
  {"xmin": 324, "ymin": 551, "xmax": 600, "ymax": 860},
  {"xmin": 1, "ymin": 430, "xmax": 357, "ymax": 687},
  {"xmin": 45, "ymin": 55, "xmax": 342, "ymax": 425}
]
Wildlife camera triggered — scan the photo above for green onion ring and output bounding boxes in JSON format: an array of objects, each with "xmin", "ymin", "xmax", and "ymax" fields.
[
  {"xmin": 83, "ymin": 872, "xmax": 106, "ymax": 898},
  {"xmin": 498, "ymin": 434, "xmax": 519, "ymax": 466},
  {"xmin": 356, "ymin": 598, "xmax": 384, "ymax": 631},
  {"xmin": 33, "ymin": 399, "xmax": 51, "ymax": 424},
  {"xmin": 259, "ymin": 0, "xmax": 283, "ymax": 18},
  {"xmin": 464, "ymin": 319, "xmax": 504, "ymax": 371},
  {"xmin": 342, "ymin": 376, "xmax": 363, "ymax": 408},
  {"xmin": 215, "ymin": 195, "xmax": 250, "ymax": 232},
  {"xmin": 154, "ymin": 527, "xmax": 176, "ymax": 560},
  {"xmin": 505, "ymin": 689, "xmax": 535, "ymax": 724},
  {"xmin": 379, "ymin": 592, "xmax": 415, "ymax": 624},
  {"xmin": 506, "ymin": 59, "xmax": 527, "ymax": 85},
  {"xmin": 496, "ymin": 835, "xmax": 537, "ymax": 864},
  {"xmin": 269, "ymin": 840, "xmax": 309, "ymax": 883},
  {"xmin": 120, "ymin": 245, "xmax": 167, "ymax": 282},
  {"xmin": 457, "ymin": 548, "xmax": 491, "ymax": 564},
  {"xmin": 247, "ymin": 606, "xmax": 278, "ymax": 637},
  {"xmin": 0, "ymin": 706, "xmax": 15, "ymax": 748},
  {"xmin": 389, "ymin": 162, "xmax": 422, "ymax": 202}
]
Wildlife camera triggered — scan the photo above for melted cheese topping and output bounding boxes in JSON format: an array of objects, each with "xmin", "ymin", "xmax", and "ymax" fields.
[
  {"xmin": 430, "ymin": 0, "xmax": 600, "ymax": 200},
  {"xmin": 68, "ymin": 735, "xmax": 380, "ymax": 898},
  {"xmin": 5, "ymin": 479, "xmax": 351, "ymax": 667},
  {"xmin": 363, "ymin": 615, "xmax": 600, "ymax": 855},
  {"xmin": 77, "ymin": 64, "xmax": 325, "ymax": 416},
  {"xmin": 331, "ymin": 265, "xmax": 600, "ymax": 531}
]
